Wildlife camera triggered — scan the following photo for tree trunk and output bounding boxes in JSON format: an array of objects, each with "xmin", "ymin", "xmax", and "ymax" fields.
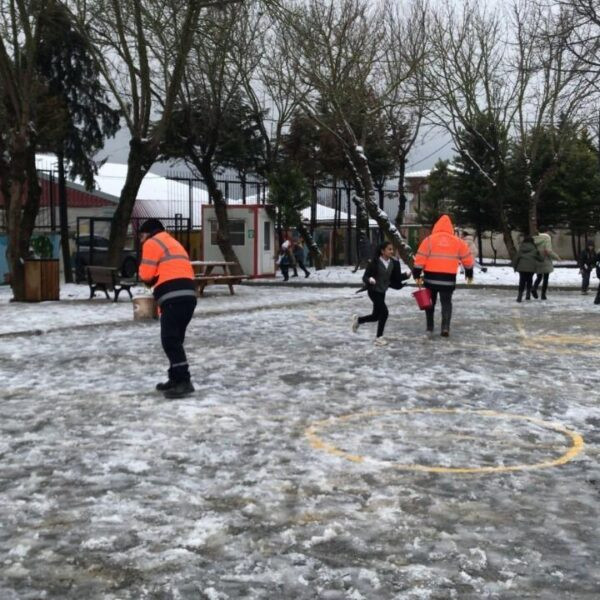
[
  {"xmin": 352, "ymin": 194, "xmax": 370, "ymax": 272},
  {"xmin": 571, "ymin": 231, "xmax": 577, "ymax": 262},
  {"xmin": 57, "ymin": 151, "xmax": 72, "ymax": 283},
  {"xmin": 492, "ymin": 178, "xmax": 517, "ymax": 260},
  {"xmin": 6, "ymin": 139, "xmax": 40, "ymax": 301},
  {"xmin": 395, "ymin": 154, "xmax": 407, "ymax": 228},
  {"xmin": 347, "ymin": 146, "xmax": 414, "ymax": 267},
  {"xmin": 187, "ymin": 145, "xmax": 242, "ymax": 275},
  {"xmin": 107, "ymin": 138, "xmax": 156, "ymax": 268},
  {"xmin": 297, "ymin": 220, "xmax": 324, "ymax": 270},
  {"xmin": 377, "ymin": 185, "xmax": 384, "ymax": 210},
  {"xmin": 310, "ymin": 183, "xmax": 317, "ymax": 235},
  {"xmin": 476, "ymin": 225, "xmax": 483, "ymax": 266},
  {"xmin": 489, "ymin": 231, "xmax": 498, "ymax": 264},
  {"xmin": 201, "ymin": 163, "xmax": 244, "ymax": 276},
  {"xmin": 7, "ymin": 176, "xmax": 27, "ymax": 301}
]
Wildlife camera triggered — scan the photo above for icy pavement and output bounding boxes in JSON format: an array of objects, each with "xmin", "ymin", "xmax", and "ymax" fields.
[{"xmin": 1, "ymin": 285, "xmax": 599, "ymax": 599}]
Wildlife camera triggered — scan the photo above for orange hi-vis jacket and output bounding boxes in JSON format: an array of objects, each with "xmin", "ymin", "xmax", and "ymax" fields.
[
  {"xmin": 138, "ymin": 231, "xmax": 196, "ymax": 305},
  {"xmin": 413, "ymin": 215, "xmax": 474, "ymax": 289}
]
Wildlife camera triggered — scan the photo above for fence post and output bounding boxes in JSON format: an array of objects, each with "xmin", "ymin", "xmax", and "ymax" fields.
[{"xmin": 346, "ymin": 187, "xmax": 352, "ymax": 265}]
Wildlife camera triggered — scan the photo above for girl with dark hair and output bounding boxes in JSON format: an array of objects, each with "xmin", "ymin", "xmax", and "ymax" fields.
[{"xmin": 352, "ymin": 241, "xmax": 411, "ymax": 346}]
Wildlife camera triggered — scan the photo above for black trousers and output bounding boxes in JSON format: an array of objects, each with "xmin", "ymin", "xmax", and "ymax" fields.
[
  {"xmin": 358, "ymin": 289, "xmax": 388, "ymax": 337},
  {"xmin": 582, "ymin": 268, "xmax": 592, "ymax": 292},
  {"xmin": 280, "ymin": 264, "xmax": 289, "ymax": 280},
  {"xmin": 293, "ymin": 260, "xmax": 310, "ymax": 277},
  {"xmin": 533, "ymin": 273, "xmax": 549, "ymax": 297},
  {"xmin": 518, "ymin": 272, "xmax": 534, "ymax": 298},
  {"xmin": 425, "ymin": 288, "xmax": 453, "ymax": 332},
  {"xmin": 160, "ymin": 297, "xmax": 197, "ymax": 383}
]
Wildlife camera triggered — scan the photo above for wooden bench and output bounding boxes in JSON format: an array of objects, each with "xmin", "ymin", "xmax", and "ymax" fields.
[
  {"xmin": 86, "ymin": 266, "xmax": 135, "ymax": 302},
  {"xmin": 194, "ymin": 274, "xmax": 248, "ymax": 296}
]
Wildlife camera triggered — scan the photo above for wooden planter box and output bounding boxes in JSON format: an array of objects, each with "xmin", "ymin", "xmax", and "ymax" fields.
[{"xmin": 24, "ymin": 259, "xmax": 60, "ymax": 302}]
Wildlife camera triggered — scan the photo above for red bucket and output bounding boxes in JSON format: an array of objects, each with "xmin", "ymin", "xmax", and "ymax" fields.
[{"xmin": 412, "ymin": 287, "xmax": 433, "ymax": 310}]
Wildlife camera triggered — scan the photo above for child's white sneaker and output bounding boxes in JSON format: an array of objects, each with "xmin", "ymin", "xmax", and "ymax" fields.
[
  {"xmin": 374, "ymin": 337, "xmax": 388, "ymax": 346},
  {"xmin": 351, "ymin": 314, "xmax": 360, "ymax": 333}
]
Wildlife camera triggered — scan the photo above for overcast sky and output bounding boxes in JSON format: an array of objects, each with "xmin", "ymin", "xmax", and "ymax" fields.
[{"xmin": 98, "ymin": 125, "xmax": 455, "ymax": 178}]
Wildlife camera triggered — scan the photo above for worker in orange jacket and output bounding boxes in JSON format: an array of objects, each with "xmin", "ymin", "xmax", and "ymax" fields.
[
  {"xmin": 138, "ymin": 219, "xmax": 196, "ymax": 398},
  {"xmin": 412, "ymin": 214, "xmax": 474, "ymax": 337}
]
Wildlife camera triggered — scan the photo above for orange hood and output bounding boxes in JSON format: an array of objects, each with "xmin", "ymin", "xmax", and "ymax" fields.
[{"xmin": 431, "ymin": 214, "xmax": 454, "ymax": 235}]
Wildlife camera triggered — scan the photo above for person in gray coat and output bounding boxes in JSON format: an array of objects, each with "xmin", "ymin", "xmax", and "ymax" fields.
[
  {"xmin": 513, "ymin": 236, "xmax": 544, "ymax": 302},
  {"xmin": 532, "ymin": 228, "xmax": 560, "ymax": 300}
]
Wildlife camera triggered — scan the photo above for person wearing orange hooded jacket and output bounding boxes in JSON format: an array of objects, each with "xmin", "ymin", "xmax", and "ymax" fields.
[
  {"xmin": 138, "ymin": 219, "xmax": 197, "ymax": 399},
  {"xmin": 412, "ymin": 215, "xmax": 474, "ymax": 337}
]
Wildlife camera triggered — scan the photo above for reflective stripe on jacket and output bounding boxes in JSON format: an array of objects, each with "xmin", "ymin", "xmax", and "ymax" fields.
[{"xmin": 138, "ymin": 231, "xmax": 195, "ymax": 305}]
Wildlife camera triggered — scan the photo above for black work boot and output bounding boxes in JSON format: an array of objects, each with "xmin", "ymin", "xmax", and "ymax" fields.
[
  {"xmin": 441, "ymin": 305, "xmax": 452, "ymax": 337},
  {"xmin": 156, "ymin": 380, "xmax": 175, "ymax": 391},
  {"xmin": 163, "ymin": 380, "xmax": 195, "ymax": 399}
]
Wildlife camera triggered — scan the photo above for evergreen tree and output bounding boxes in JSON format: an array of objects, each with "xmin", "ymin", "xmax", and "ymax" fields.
[
  {"xmin": 451, "ymin": 114, "xmax": 506, "ymax": 238},
  {"xmin": 416, "ymin": 160, "xmax": 455, "ymax": 225},
  {"xmin": 506, "ymin": 122, "xmax": 600, "ymax": 239},
  {"xmin": 36, "ymin": 3, "xmax": 120, "ymax": 281},
  {"xmin": 36, "ymin": 4, "xmax": 120, "ymax": 188},
  {"xmin": 216, "ymin": 96, "xmax": 266, "ymax": 185}
]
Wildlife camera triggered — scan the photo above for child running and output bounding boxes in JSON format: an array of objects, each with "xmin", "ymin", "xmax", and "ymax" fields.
[{"xmin": 352, "ymin": 241, "xmax": 411, "ymax": 346}]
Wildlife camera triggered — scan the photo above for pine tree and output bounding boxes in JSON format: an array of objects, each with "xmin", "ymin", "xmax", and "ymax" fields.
[{"xmin": 36, "ymin": 3, "xmax": 120, "ymax": 281}]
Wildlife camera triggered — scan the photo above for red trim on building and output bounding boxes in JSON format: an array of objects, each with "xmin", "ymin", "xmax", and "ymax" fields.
[
  {"xmin": 253, "ymin": 205, "xmax": 259, "ymax": 277},
  {"xmin": 0, "ymin": 177, "xmax": 115, "ymax": 208}
]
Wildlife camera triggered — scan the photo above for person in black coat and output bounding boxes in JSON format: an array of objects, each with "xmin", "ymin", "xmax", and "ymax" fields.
[
  {"xmin": 595, "ymin": 251, "xmax": 600, "ymax": 305},
  {"xmin": 291, "ymin": 240, "xmax": 310, "ymax": 278},
  {"xmin": 351, "ymin": 241, "xmax": 411, "ymax": 346},
  {"xmin": 579, "ymin": 240, "xmax": 596, "ymax": 294}
]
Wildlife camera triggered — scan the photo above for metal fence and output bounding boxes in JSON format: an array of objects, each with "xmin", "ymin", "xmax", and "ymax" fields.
[{"xmin": 0, "ymin": 170, "xmax": 59, "ymax": 232}]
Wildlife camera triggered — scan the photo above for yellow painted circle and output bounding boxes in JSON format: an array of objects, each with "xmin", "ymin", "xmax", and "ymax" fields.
[{"xmin": 305, "ymin": 408, "xmax": 584, "ymax": 474}]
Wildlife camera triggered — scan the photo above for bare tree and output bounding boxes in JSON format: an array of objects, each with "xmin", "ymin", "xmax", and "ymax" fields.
[
  {"xmin": 271, "ymin": 0, "xmax": 416, "ymax": 266},
  {"xmin": 511, "ymin": 1, "xmax": 597, "ymax": 234},
  {"xmin": 0, "ymin": 0, "xmax": 51, "ymax": 300},
  {"xmin": 161, "ymin": 3, "xmax": 263, "ymax": 275},
  {"xmin": 381, "ymin": 0, "xmax": 430, "ymax": 228},
  {"xmin": 558, "ymin": 0, "xmax": 600, "ymax": 74},
  {"xmin": 235, "ymin": 5, "xmax": 325, "ymax": 268},
  {"xmin": 426, "ymin": 0, "xmax": 598, "ymax": 259},
  {"xmin": 425, "ymin": 1, "xmax": 519, "ymax": 256},
  {"xmin": 72, "ymin": 0, "xmax": 205, "ymax": 267}
]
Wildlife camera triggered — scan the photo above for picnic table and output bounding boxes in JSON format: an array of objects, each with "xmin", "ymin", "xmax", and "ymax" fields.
[{"xmin": 190, "ymin": 261, "xmax": 248, "ymax": 296}]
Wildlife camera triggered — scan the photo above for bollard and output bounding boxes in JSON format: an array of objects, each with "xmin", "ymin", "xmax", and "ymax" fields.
[{"xmin": 133, "ymin": 296, "xmax": 158, "ymax": 320}]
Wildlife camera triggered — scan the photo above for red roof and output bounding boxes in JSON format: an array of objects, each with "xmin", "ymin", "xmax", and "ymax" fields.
[{"xmin": 0, "ymin": 175, "xmax": 116, "ymax": 208}]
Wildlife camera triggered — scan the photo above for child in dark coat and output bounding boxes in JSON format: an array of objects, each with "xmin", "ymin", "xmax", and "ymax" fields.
[
  {"xmin": 579, "ymin": 241, "xmax": 596, "ymax": 294},
  {"xmin": 278, "ymin": 240, "xmax": 294, "ymax": 281},
  {"xmin": 352, "ymin": 241, "xmax": 411, "ymax": 346},
  {"xmin": 595, "ymin": 251, "xmax": 600, "ymax": 305}
]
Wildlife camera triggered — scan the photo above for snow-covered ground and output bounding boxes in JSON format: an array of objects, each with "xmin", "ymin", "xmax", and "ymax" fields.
[
  {"xmin": 1, "ymin": 279, "xmax": 599, "ymax": 599},
  {"xmin": 246, "ymin": 263, "xmax": 588, "ymax": 288}
]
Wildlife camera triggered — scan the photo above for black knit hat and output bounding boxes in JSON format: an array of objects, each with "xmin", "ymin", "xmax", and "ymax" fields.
[{"xmin": 139, "ymin": 219, "xmax": 165, "ymax": 235}]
